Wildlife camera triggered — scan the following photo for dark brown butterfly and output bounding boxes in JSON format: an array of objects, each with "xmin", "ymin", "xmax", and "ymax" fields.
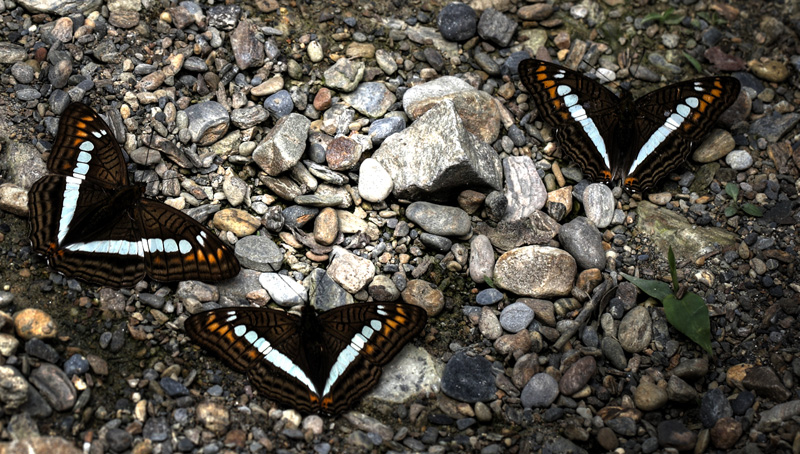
[
  {"xmin": 519, "ymin": 59, "xmax": 740, "ymax": 193},
  {"xmin": 185, "ymin": 302, "xmax": 427, "ymax": 416},
  {"xmin": 28, "ymin": 102, "xmax": 240, "ymax": 287}
]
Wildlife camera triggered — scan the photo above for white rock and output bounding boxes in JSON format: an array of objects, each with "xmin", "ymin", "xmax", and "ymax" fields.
[{"xmin": 358, "ymin": 158, "xmax": 393, "ymax": 202}]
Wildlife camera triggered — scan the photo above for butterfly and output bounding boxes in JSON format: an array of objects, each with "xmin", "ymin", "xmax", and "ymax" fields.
[
  {"xmin": 519, "ymin": 59, "xmax": 740, "ymax": 193},
  {"xmin": 27, "ymin": 102, "xmax": 241, "ymax": 287},
  {"xmin": 184, "ymin": 301, "xmax": 428, "ymax": 415}
]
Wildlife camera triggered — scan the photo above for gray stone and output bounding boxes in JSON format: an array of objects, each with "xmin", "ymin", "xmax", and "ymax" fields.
[
  {"xmin": 494, "ymin": 246, "xmax": 576, "ymax": 298},
  {"xmin": 374, "ymin": 100, "xmax": 502, "ymax": 201},
  {"xmin": 259, "ymin": 273, "xmax": 307, "ymax": 306},
  {"xmin": 558, "ymin": 217, "xmax": 606, "ymax": 270},
  {"xmin": 440, "ymin": 352, "xmax": 497, "ymax": 403},
  {"xmin": 477, "ymin": 8, "xmax": 517, "ymax": 47},
  {"xmin": 324, "ymin": 58, "xmax": 365, "ymax": 92},
  {"xmin": 406, "ymin": 201, "xmax": 471, "ymax": 237},
  {"xmin": 438, "ymin": 2, "xmax": 478, "ymax": 42},
  {"xmin": 253, "ymin": 113, "xmax": 310, "ymax": 176},
  {"xmin": 583, "ymin": 183, "xmax": 614, "ymax": 229},
  {"xmin": 502, "ymin": 156, "xmax": 547, "ymax": 222},
  {"xmin": 185, "ymin": 101, "xmax": 229, "ymax": 146},
  {"xmin": 521, "ymin": 372, "xmax": 559, "ymax": 408},
  {"xmin": 341, "ymin": 82, "xmax": 396, "ymax": 118},
  {"xmin": 498, "ymin": 302, "xmax": 534, "ymax": 333},
  {"xmin": 235, "ymin": 235, "xmax": 283, "ymax": 272}
]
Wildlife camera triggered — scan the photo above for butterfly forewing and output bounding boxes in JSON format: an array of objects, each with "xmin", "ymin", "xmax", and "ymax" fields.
[
  {"xmin": 626, "ymin": 77, "xmax": 740, "ymax": 192},
  {"xmin": 519, "ymin": 59, "xmax": 619, "ymax": 183},
  {"xmin": 48, "ymin": 102, "xmax": 128, "ymax": 186}
]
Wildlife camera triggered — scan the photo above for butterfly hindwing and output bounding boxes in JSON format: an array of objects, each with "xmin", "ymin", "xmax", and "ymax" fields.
[
  {"xmin": 519, "ymin": 59, "xmax": 619, "ymax": 183},
  {"xmin": 625, "ymin": 77, "xmax": 740, "ymax": 192},
  {"xmin": 137, "ymin": 200, "xmax": 240, "ymax": 283}
]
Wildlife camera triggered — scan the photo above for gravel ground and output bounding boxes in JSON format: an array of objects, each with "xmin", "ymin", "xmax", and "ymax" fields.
[{"xmin": 0, "ymin": 0, "xmax": 799, "ymax": 453}]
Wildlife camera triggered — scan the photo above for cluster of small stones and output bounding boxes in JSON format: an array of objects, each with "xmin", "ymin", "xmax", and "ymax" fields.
[{"xmin": 0, "ymin": 0, "xmax": 799, "ymax": 453}]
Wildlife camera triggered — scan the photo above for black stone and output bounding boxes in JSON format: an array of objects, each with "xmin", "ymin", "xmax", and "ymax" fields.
[{"xmin": 440, "ymin": 351, "xmax": 497, "ymax": 403}]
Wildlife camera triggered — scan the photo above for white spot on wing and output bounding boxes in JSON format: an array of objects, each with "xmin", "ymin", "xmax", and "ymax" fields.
[
  {"xmin": 163, "ymin": 239, "xmax": 178, "ymax": 253},
  {"xmin": 233, "ymin": 325, "xmax": 246, "ymax": 336},
  {"xmin": 178, "ymin": 240, "xmax": 191, "ymax": 254}
]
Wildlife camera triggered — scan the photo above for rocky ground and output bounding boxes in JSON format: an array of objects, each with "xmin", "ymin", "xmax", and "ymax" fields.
[{"xmin": 0, "ymin": 0, "xmax": 799, "ymax": 453}]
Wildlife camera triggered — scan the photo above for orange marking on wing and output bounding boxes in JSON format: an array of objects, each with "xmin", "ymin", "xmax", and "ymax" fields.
[
  {"xmin": 624, "ymin": 177, "xmax": 638, "ymax": 187},
  {"xmin": 382, "ymin": 325, "xmax": 392, "ymax": 336},
  {"xmin": 321, "ymin": 396, "xmax": 333, "ymax": 407},
  {"xmin": 207, "ymin": 252, "xmax": 218, "ymax": 266},
  {"xmin": 683, "ymin": 123, "xmax": 692, "ymax": 132},
  {"xmin": 698, "ymin": 101, "xmax": 708, "ymax": 113},
  {"xmin": 152, "ymin": 256, "xmax": 163, "ymax": 265},
  {"xmin": 223, "ymin": 331, "xmax": 236, "ymax": 344},
  {"xmin": 547, "ymin": 87, "xmax": 558, "ymax": 99},
  {"xmin": 537, "ymin": 64, "xmax": 548, "ymax": 73},
  {"xmin": 364, "ymin": 344, "xmax": 376, "ymax": 355},
  {"xmin": 246, "ymin": 350, "xmax": 258, "ymax": 360},
  {"xmin": 710, "ymin": 88, "xmax": 722, "ymax": 97},
  {"xmin": 184, "ymin": 254, "xmax": 195, "ymax": 262},
  {"xmin": 196, "ymin": 249, "xmax": 207, "ymax": 263},
  {"xmin": 600, "ymin": 170, "xmax": 613, "ymax": 181},
  {"xmin": 702, "ymin": 94, "xmax": 714, "ymax": 104},
  {"xmin": 207, "ymin": 322, "xmax": 220, "ymax": 332},
  {"xmin": 542, "ymin": 79, "xmax": 555, "ymax": 89},
  {"xmin": 386, "ymin": 319, "xmax": 399, "ymax": 329}
]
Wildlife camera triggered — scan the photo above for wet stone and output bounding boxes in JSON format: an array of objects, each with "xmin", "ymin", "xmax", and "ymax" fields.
[
  {"xmin": 105, "ymin": 427, "xmax": 132, "ymax": 452},
  {"xmin": 440, "ymin": 352, "xmax": 497, "ymax": 403},
  {"xmin": 477, "ymin": 8, "xmax": 517, "ymax": 47},
  {"xmin": 143, "ymin": 415, "xmax": 170, "ymax": 442},
  {"xmin": 63, "ymin": 354, "xmax": 90, "ymax": 376},
  {"xmin": 657, "ymin": 419, "xmax": 696, "ymax": 451},
  {"xmin": 475, "ymin": 288, "xmax": 503, "ymax": 306},
  {"xmin": 264, "ymin": 90, "xmax": 294, "ymax": 119},
  {"xmin": 25, "ymin": 338, "xmax": 60, "ymax": 364},
  {"xmin": 160, "ymin": 377, "xmax": 189, "ymax": 397},
  {"xmin": 521, "ymin": 372, "xmax": 559, "ymax": 408},
  {"xmin": 498, "ymin": 302, "xmax": 534, "ymax": 333},
  {"xmin": 700, "ymin": 388, "xmax": 733, "ymax": 428},
  {"xmin": 559, "ymin": 357, "xmax": 596, "ymax": 396},
  {"xmin": 558, "ymin": 217, "xmax": 606, "ymax": 270},
  {"xmin": 29, "ymin": 364, "xmax": 76, "ymax": 412},
  {"xmin": 618, "ymin": 306, "xmax": 652, "ymax": 353},
  {"xmin": 368, "ymin": 117, "xmax": 405, "ymax": 144}
]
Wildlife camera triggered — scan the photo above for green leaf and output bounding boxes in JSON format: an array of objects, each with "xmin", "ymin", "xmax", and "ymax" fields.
[
  {"xmin": 741, "ymin": 203, "xmax": 764, "ymax": 217},
  {"xmin": 663, "ymin": 293, "xmax": 712, "ymax": 355},
  {"xmin": 682, "ymin": 52, "xmax": 702, "ymax": 73},
  {"xmin": 642, "ymin": 11, "xmax": 665, "ymax": 24},
  {"xmin": 484, "ymin": 276, "xmax": 495, "ymax": 288},
  {"xmin": 668, "ymin": 246, "xmax": 679, "ymax": 294},
  {"xmin": 724, "ymin": 205, "xmax": 738, "ymax": 217},
  {"xmin": 621, "ymin": 273, "xmax": 673, "ymax": 301},
  {"xmin": 725, "ymin": 182, "xmax": 739, "ymax": 200},
  {"xmin": 664, "ymin": 13, "xmax": 685, "ymax": 25}
]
